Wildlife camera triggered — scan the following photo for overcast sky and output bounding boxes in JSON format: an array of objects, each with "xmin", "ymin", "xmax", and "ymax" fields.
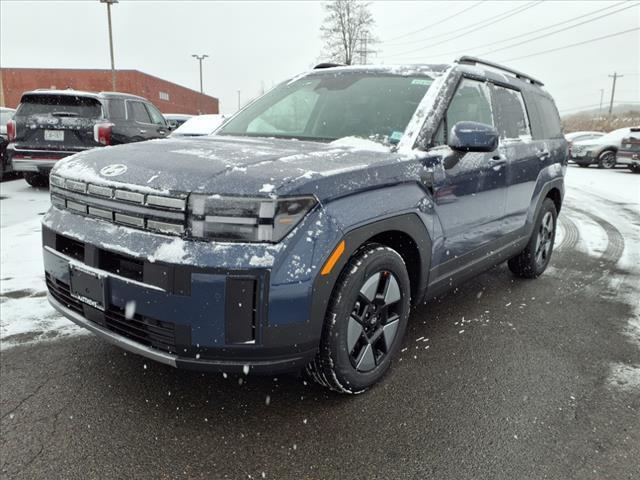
[{"xmin": 1, "ymin": 0, "xmax": 638, "ymax": 115}]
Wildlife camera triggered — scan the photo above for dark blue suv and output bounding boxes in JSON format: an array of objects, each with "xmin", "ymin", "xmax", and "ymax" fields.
[{"xmin": 43, "ymin": 57, "xmax": 567, "ymax": 393}]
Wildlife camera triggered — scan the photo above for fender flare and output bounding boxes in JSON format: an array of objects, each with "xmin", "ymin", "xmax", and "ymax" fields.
[{"xmin": 308, "ymin": 213, "xmax": 432, "ymax": 339}]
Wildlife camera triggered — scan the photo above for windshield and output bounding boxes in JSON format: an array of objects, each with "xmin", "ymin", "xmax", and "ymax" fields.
[
  {"xmin": 16, "ymin": 94, "xmax": 103, "ymax": 118},
  {"xmin": 218, "ymin": 72, "xmax": 433, "ymax": 143}
]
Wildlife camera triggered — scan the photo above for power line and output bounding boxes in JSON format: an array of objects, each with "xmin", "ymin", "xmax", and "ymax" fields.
[
  {"xmin": 384, "ymin": 1, "xmax": 541, "ymax": 50},
  {"xmin": 499, "ymin": 27, "xmax": 640, "ymax": 62},
  {"xmin": 390, "ymin": 1, "xmax": 628, "ymax": 61},
  {"xmin": 384, "ymin": 1, "xmax": 484, "ymax": 43},
  {"xmin": 477, "ymin": 2, "xmax": 639, "ymax": 57},
  {"xmin": 383, "ymin": 1, "xmax": 543, "ymax": 59}
]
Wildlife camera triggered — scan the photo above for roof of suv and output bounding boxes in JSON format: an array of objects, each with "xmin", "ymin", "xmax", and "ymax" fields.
[
  {"xmin": 21, "ymin": 89, "xmax": 148, "ymax": 102},
  {"xmin": 311, "ymin": 56, "xmax": 546, "ymax": 92}
]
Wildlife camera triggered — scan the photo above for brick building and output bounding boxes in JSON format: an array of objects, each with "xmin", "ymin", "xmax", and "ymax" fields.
[{"xmin": 0, "ymin": 68, "xmax": 219, "ymax": 114}]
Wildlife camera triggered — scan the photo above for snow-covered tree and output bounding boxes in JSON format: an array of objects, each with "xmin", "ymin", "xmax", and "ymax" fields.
[{"xmin": 319, "ymin": 0, "xmax": 377, "ymax": 65}]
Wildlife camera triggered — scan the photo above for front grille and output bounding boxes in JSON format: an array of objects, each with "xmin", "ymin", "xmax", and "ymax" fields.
[
  {"xmin": 46, "ymin": 274, "xmax": 84, "ymax": 314},
  {"xmin": 46, "ymin": 273, "xmax": 177, "ymax": 353},
  {"xmin": 50, "ymin": 175, "xmax": 187, "ymax": 236}
]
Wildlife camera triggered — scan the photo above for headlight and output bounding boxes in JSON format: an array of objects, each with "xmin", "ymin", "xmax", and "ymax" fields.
[{"xmin": 188, "ymin": 195, "xmax": 317, "ymax": 242}]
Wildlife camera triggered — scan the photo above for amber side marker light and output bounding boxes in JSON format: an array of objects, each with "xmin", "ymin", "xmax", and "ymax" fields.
[{"xmin": 321, "ymin": 240, "xmax": 346, "ymax": 276}]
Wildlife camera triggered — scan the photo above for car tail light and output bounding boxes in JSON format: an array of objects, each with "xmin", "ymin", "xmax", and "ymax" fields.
[
  {"xmin": 6, "ymin": 119, "xmax": 16, "ymax": 141},
  {"xmin": 93, "ymin": 123, "xmax": 113, "ymax": 145}
]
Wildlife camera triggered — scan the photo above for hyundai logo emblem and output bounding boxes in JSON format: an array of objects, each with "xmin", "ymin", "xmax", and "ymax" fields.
[{"xmin": 100, "ymin": 164, "xmax": 128, "ymax": 177}]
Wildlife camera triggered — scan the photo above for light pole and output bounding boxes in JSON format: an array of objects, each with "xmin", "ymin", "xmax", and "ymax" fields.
[
  {"xmin": 192, "ymin": 54, "xmax": 209, "ymax": 94},
  {"xmin": 100, "ymin": 0, "xmax": 118, "ymax": 91}
]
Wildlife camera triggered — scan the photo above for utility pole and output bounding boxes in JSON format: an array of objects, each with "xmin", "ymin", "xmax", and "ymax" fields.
[
  {"xmin": 100, "ymin": 0, "xmax": 118, "ymax": 91},
  {"xmin": 608, "ymin": 72, "xmax": 623, "ymax": 117},
  {"xmin": 191, "ymin": 54, "xmax": 209, "ymax": 94}
]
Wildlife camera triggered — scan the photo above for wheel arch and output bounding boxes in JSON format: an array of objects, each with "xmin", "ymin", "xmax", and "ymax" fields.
[{"xmin": 309, "ymin": 213, "xmax": 432, "ymax": 341}]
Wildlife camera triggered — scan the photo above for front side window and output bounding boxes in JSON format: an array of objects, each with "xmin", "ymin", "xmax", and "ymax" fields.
[
  {"xmin": 128, "ymin": 101, "xmax": 152, "ymax": 124},
  {"xmin": 218, "ymin": 72, "xmax": 433, "ymax": 143},
  {"xmin": 492, "ymin": 85, "xmax": 530, "ymax": 140},
  {"xmin": 432, "ymin": 78, "xmax": 493, "ymax": 146},
  {"xmin": 145, "ymin": 103, "xmax": 166, "ymax": 126}
]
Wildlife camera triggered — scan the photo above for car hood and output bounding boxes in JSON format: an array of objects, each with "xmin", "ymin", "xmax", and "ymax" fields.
[{"xmin": 52, "ymin": 135, "xmax": 415, "ymax": 200}]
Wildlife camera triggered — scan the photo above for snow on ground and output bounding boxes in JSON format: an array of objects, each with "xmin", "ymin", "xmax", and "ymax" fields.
[
  {"xmin": 563, "ymin": 166, "xmax": 640, "ymax": 392},
  {"xmin": 0, "ymin": 179, "xmax": 83, "ymax": 348}
]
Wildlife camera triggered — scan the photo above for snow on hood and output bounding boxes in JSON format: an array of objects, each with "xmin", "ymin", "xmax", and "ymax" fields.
[{"xmin": 51, "ymin": 134, "xmax": 419, "ymax": 201}]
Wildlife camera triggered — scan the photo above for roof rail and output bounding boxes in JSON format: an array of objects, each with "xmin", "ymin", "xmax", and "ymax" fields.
[
  {"xmin": 314, "ymin": 62, "xmax": 344, "ymax": 69},
  {"xmin": 455, "ymin": 56, "xmax": 544, "ymax": 86}
]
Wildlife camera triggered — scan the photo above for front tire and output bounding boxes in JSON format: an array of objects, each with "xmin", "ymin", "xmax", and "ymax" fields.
[
  {"xmin": 598, "ymin": 150, "xmax": 616, "ymax": 169},
  {"xmin": 24, "ymin": 172, "xmax": 49, "ymax": 188},
  {"xmin": 306, "ymin": 244, "xmax": 411, "ymax": 394},
  {"xmin": 508, "ymin": 198, "xmax": 557, "ymax": 279}
]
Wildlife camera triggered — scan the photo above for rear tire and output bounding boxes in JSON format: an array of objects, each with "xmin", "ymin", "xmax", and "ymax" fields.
[
  {"xmin": 597, "ymin": 150, "xmax": 616, "ymax": 169},
  {"xmin": 306, "ymin": 244, "xmax": 411, "ymax": 394},
  {"xmin": 24, "ymin": 173, "xmax": 49, "ymax": 188},
  {"xmin": 508, "ymin": 198, "xmax": 557, "ymax": 279}
]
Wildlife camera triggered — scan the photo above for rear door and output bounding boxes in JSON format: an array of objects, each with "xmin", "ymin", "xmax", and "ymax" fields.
[
  {"xmin": 13, "ymin": 94, "xmax": 103, "ymax": 151},
  {"xmin": 499, "ymin": 88, "xmax": 563, "ymax": 233}
]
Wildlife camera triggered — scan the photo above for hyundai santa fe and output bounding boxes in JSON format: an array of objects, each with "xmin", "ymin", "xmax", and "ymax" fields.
[{"xmin": 43, "ymin": 57, "xmax": 567, "ymax": 393}]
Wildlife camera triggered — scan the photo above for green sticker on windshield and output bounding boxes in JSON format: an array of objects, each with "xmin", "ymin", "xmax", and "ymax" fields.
[
  {"xmin": 390, "ymin": 131, "xmax": 404, "ymax": 142},
  {"xmin": 411, "ymin": 78, "xmax": 431, "ymax": 86}
]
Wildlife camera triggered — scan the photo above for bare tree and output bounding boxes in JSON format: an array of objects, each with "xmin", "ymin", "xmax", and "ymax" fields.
[{"xmin": 320, "ymin": 0, "xmax": 377, "ymax": 65}]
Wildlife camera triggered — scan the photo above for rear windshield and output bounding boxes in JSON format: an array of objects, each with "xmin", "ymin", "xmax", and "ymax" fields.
[
  {"xmin": 16, "ymin": 94, "xmax": 103, "ymax": 118},
  {"xmin": 218, "ymin": 72, "xmax": 433, "ymax": 144}
]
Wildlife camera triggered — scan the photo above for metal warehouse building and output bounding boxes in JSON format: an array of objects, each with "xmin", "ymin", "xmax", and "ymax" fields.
[{"xmin": 0, "ymin": 68, "xmax": 219, "ymax": 115}]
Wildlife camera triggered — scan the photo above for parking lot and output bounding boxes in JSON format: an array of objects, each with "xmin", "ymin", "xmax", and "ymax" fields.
[{"xmin": 1, "ymin": 165, "xmax": 638, "ymax": 479}]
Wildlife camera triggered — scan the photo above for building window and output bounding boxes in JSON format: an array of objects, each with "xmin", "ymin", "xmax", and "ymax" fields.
[{"xmin": 159, "ymin": 91, "xmax": 170, "ymax": 101}]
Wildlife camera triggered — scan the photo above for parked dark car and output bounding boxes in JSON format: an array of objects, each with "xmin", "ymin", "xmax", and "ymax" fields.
[
  {"xmin": 6, "ymin": 90, "xmax": 170, "ymax": 187},
  {"xmin": 43, "ymin": 57, "xmax": 566, "ymax": 393},
  {"xmin": 0, "ymin": 107, "xmax": 16, "ymax": 179},
  {"xmin": 615, "ymin": 128, "xmax": 640, "ymax": 173}
]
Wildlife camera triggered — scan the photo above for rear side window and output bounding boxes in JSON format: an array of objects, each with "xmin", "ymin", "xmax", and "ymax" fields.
[
  {"xmin": 127, "ymin": 101, "xmax": 152, "ymax": 123},
  {"xmin": 107, "ymin": 99, "xmax": 127, "ymax": 121},
  {"xmin": 16, "ymin": 94, "xmax": 103, "ymax": 118},
  {"xmin": 491, "ymin": 85, "xmax": 530, "ymax": 140},
  {"xmin": 535, "ymin": 95, "xmax": 563, "ymax": 139}
]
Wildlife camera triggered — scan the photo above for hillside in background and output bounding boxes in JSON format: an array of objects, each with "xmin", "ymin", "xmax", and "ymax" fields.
[{"xmin": 562, "ymin": 103, "xmax": 640, "ymax": 133}]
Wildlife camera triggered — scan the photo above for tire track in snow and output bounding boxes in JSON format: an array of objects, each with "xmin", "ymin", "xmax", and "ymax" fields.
[
  {"xmin": 555, "ymin": 214, "xmax": 579, "ymax": 252},
  {"xmin": 566, "ymin": 206, "xmax": 625, "ymax": 266}
]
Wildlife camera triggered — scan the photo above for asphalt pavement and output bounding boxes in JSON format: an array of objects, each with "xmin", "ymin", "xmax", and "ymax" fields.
[{"xmin": 1, "ymin": 166, "xmax": 639, "ymax": 480}]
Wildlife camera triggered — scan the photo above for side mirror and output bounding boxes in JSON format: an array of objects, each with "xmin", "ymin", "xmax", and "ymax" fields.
[{"xmin": 448, "ymin": 121, "xmax": 499, "ymax": 153}]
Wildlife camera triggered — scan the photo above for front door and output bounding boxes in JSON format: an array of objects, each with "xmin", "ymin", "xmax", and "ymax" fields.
[{"xmin": 430, "ymin": 78, "xmax": 507, "ymax": 269}]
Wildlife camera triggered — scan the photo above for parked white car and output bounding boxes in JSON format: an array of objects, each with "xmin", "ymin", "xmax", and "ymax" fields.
[
  {"xmin": 170, "ymin": 114, "xmax": 226, "ymax": 137},
  {"xmin": 570, "ymin": 127, "xmax": 638, "ymax": 169}
]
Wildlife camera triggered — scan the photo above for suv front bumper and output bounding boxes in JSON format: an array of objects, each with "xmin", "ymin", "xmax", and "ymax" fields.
[{"xmin": 42, "ymin": 206, "xmax": 341, "ymax": 374}]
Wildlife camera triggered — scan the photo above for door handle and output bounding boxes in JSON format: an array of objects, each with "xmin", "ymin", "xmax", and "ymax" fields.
[
  {"xmin": 139, "ymin": 129, "xmax": 147, "ymax": 134},
  {"xmin": 488, "ymin": 156, "xmax": 507, "ymax": 170},
  {"xmin": 537, "ymin": 149, "xmax": 550, "ymax": 160}
]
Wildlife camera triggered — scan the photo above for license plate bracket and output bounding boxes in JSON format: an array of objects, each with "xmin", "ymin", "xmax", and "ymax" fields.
[
  {"xmin": 69, "ymin": 264, "xmax": 107, "ymax": 311},
  {"xmin": 44, "ymin": 130, "xmax": 64, "ymax": 141}
]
